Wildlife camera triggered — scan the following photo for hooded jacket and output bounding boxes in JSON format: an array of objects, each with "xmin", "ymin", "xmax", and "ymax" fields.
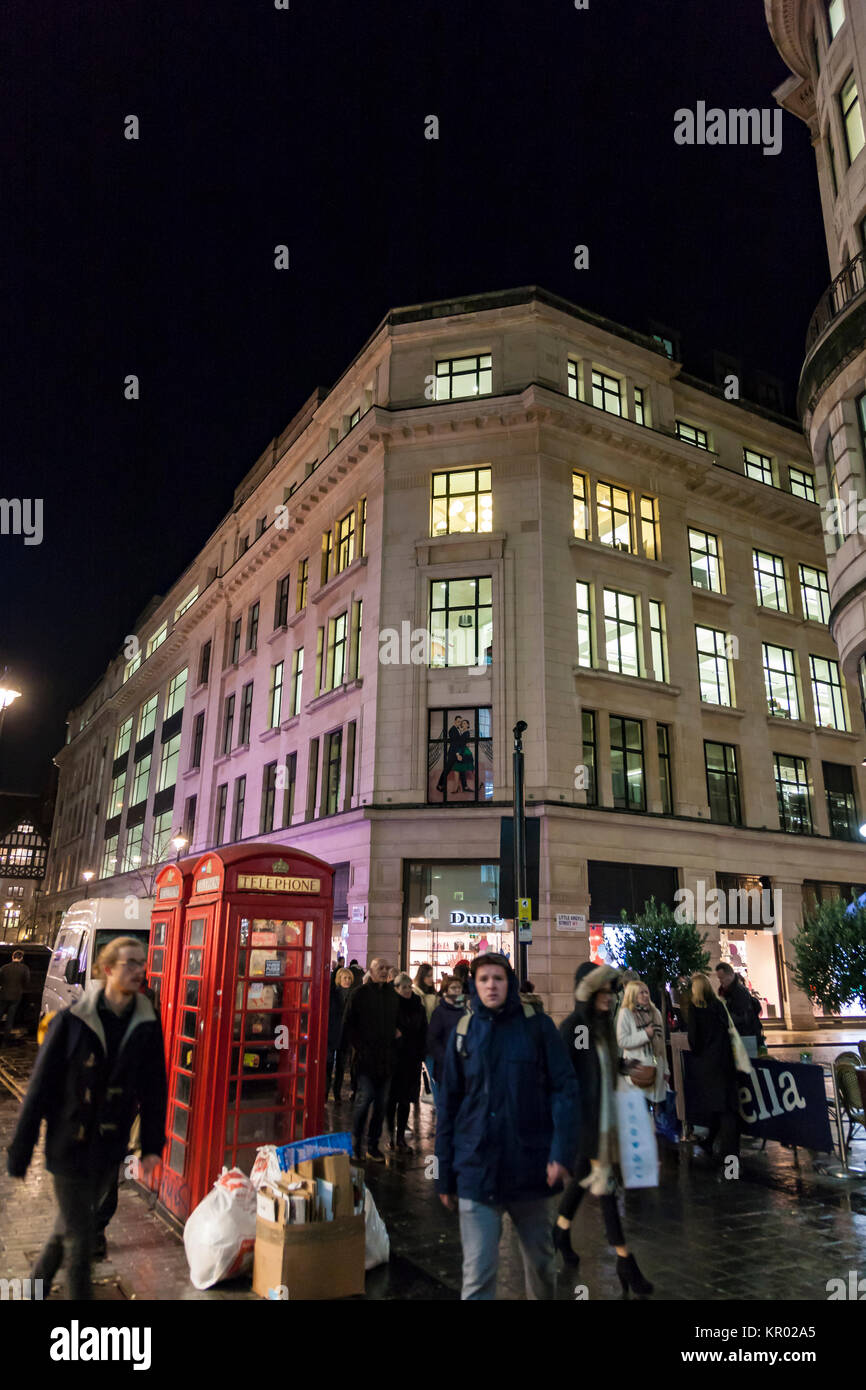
[
  {"xmin": 435, "ymin": 964, "xmax": 579, "ymax": 1204},
  {"xmin": 559, "ymin": 965, "xmax": 625, "ymax": 1164},
  {"xmin": 7, "ymin": 982, "xmax": 167, "ymax": 1178},
  {"xmin": 426, "ymin": 993, "xmax": 467, "ymax": 1080}
]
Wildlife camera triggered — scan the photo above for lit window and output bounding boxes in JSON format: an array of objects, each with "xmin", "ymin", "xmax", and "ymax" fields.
[
  {"xmin": 743, "ymin": 448, "xmax": 775, "ymax": 486},
  {"xmin": 789, "ymin": 467, "xmax": 816, "ymax": 502},
  {"xmin": 324, "ymin": 613, "xmax": 348, "ymax": 690},
  {"xmin": 165, "ymin": 669, "xmax": 188, "ymax": 719},
  {"xmin": 114, "ymin": 717, "xmax": 133, "ymax": 760},
  {"xmin": 596, "ymin": 483, "xmax": 633, "ymax": 552},
  {"xmin": 828, "ymin": 0, "xmax": 845, "ymax": 40},
  {"xmin": 151, "ymin": 810, "xmax": 173, "ymax": 861},
  {"xmin": 427, "ymin": 708, "xmax": 493, "ymax": 804},
  {"xmin": 774, "ymin": 754, "xmax": 812, "ymax": 834},
  {"xmin": 763, "ymin": 643, "xmax": 801, "ymax": 720},
  {"xmin": 634, "ymin": 386, "xmax": 648, "ymax": 426},
  {"xmin": 296, "ymin": 558, "xmax": 309, "ymax": 612},
  {"xmin": 430, "ymin": 579, "xmax": 493, "ymax": 669},
  {"xmin": 649, "ymin": 600, "xmax": 668, "ymax": 682},
  {"xmin": 434, "ymin": 354, "xmax": 492, "ymax": 400},
  {"xmin": 689, "ymin": 529, "xmax": 722, "ymax": 592},
  {"xmin": 753, "ymin": 551, "xmax": 788, "ymax": 611},
  {"xmin": 799, "ymin": 564, "xmax": 830, "ymax": 623},
  {"xmin": 335, "ymin": 510, "xmax": 356, "ymax": 574},
  {"xmin": 146, "ymin": 623, "xmax": 167, "ymax": 658},
  {"xmin": 696, "ymin": 626, "xmax": 733, "ymax": 706},
  {"xmin": 576, "ymin": 583, "xmax": 594, "ymax": 666},
  {"xmin": 131, "ymin": 754, "xmax": 152, "ymax": 806},
  {"xmin": 641, "ymin": 496, "xmax": 660, "ymax": 560},
  {"xmin": 174, "ymin": 587, "xmax": 198, "ymax": 621},
  {"xmin": 573, "ymin": 472, "xmax": 590, "ymax": 540},
  {"xmin": 604, "ymin": 589, "xmax": 641, "ymax": 676},
  {"xmin": 591, "ymin": 369, "xmax": 623, "ymax": 417},
  {"xmin": 138, "ymin": 695, "xmax": 158, "ymax": 740},
  {"xmin": 157, "ymin": 734, "xmax": 181, "ymax": 793},
  {"xmin": 841, "ymin": 72, "xmax": 865, "ymax": 165},
  {"xmin": 100, "ymin": 834, "xmax": 118, "ymax": 879},
  {"xmin": 676, "ymin": 421, "xmax": 710, "ymax": 450},
  {"xmin": 123, "ymin": 823, "xmax": 144, "ymax": 871},
  {"xmin": 269, "ymin": 662, "xmax": 284, "ymax": 729},
  {"xmin": 431, "ymin": 467, "xmax": 492, "ymax": 536},
  {"xmin": 290, "ymin": 648, "xmax": 304, "ymax": 716},
  {"xmin": 124, "ymin": 652, "xmax": 141, "ymax": 684},
  {"xmin": 810, "ymin": 655, "xmax": 848, "ymax": 729},
  {"xmin": 567, "ymin": 359, "xmax": 580, "ymax": 400},
  {"xmin": 108, "ymin": 769, "xmax": 126, "ymax": 818}
]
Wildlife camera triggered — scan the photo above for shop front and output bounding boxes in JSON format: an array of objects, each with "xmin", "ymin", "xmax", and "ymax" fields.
[
  {"xmin": 715, "ymin": 874, "xmax": 784, "ymax": 1026},
  {"xmin": 402, "ymin": 860, "xmax": 509, "ymax": 982}
]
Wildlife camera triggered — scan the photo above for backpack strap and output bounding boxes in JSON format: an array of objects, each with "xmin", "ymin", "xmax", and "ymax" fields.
[{"xmin": 454, "ymin": 1001, "xmax": 538, "ymax": 1055}]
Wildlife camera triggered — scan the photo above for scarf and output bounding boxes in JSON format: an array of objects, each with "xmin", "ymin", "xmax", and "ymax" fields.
[
  {"xmin": 633, "ymin": 1002, "xmax": 664, "ymax": 1061},
  {"xmin": 579, "ymin": 1041, "xmax": 619, "ymax": 1196}
]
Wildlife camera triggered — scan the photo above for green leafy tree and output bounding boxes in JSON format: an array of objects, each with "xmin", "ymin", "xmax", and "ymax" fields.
[
  {"xmin": 790, "ymin": 897, "xmax": 866, "ymax": 1015},
  {"xmin": 612, "ymin": 896, "xmax": 710, "ymax": 1000}
]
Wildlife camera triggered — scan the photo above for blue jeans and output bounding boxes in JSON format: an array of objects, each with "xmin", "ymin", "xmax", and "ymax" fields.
[
  {"xmin": 458, "ymin": 1196, "xmax": 557, "ymax": 1301},
  {"xmin": 425, "ymin": 1055, "xmax": 439, "ymax": 1109}
]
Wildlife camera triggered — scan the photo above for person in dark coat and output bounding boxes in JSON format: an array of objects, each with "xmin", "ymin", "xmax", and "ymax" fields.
[
  {"xmin": 426, "ymin": 974, "xmax": 467, "ymax": 1106},
  {"xmin": 342, "ymin": 956, "xmax": 400, "ymax": 1162},
  {"xmin": 326, "ymin": 967, "xmax": 355, "ymax": 1103},
  {"xmin": 0, "ymin": 950, "xmax": 31, "ymax": 1046},
  {"xmin": 715, "ymin": 962, "xmax": 763, "ymax": 1056},
  {"xmin": 6, "ymin": 935, "xmax": 167, "ymax": 1300},
  {"xmin": 687, "ymin": 972, "xmax": 741, "ymax": 1166},
  {"xmin": 436, "ymin": 953, "xmax": 578, "ymax": 1301},
  {"xmin": 386, "ymin": 974, "xmax": 428, "ymax": 1151},
  {"xmin": 554, "ymin": 962, "xmax": 654, "ymax": 1297}
]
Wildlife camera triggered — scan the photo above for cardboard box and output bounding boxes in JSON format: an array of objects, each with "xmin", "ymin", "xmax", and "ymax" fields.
[
  {"xmin": 252, "ymin": 1206, "xmax": 365, "ymax": 1300},
  {"xmin": 296, "ymin": 1153, "xmax": 352, "ymax": 1217}
]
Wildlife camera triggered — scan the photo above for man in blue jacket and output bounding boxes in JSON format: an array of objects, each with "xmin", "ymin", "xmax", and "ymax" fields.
[{"xmin": 436, "ymin": 952, "xmax": 579, "ymax": 1300}]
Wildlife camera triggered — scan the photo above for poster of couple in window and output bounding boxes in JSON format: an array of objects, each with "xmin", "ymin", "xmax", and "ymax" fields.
[{"xmin": 428, "ymin": 708, "xmax": 493, "ymax": 803}]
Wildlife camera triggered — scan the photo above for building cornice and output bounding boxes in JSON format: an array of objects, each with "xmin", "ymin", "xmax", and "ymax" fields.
[{"xmin": 764, "ymin": 0, "xmax": 812, "ymax": 82}]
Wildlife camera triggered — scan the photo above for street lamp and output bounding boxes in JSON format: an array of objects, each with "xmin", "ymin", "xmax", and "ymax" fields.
[
  {"xmin": 172, "ymin": 835, "xmax": 188, "ymax": 862},
  {"xmin": 0, "ymin": 675, "xmax": 22, "ymax": 747},
  {"xmin": 82, "ymin": 870, "xmax": 95, "ymax": 886}
]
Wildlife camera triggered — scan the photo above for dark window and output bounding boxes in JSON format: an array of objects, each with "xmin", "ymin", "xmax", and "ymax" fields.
[
  {"xmin": 238, "ymin": 682, "xmax": 253, "ymax": 746},
  {"xmin": 231, "ymin": 775, "xmax": 246, "ymax": 840},
  {"xmin": 610, "ymin": 716, "xmax": 645, "ymax": 811},
  {"xmin": 705, "ymin": 741, "xmax": 742, "ymax": 826},
  {"xmin": 306, "ymin": 740, "xmax": 319, "ymax": 821},
  {"xmin": 296, "ymin": 558, "xmax": 308, "ymax": 612},
  {"xmin": 247, "ymin": 602, "xmax": 259, "ymax": 652},
  {"xmin": 274, "ymin": 574, "xmax": 290, "ymax": 630},
  {"xmin": 344, "ymin": 721, "xmax": 357, "ymax": 808},
  {"xmin": 658, "ymin": 725, "xmax": 673, "ymax": 815},
  {"xmin": 260, "ymin": 762, "xmax": 277, "ymax": 834},
  {"xmin": 324, "ymin": 729, "xmax": 342, "ymax": 816},
  {"xmin": 191, "ymin": 711, "xmax": 205, "ymax": 769},
  {"xmin": 183, "ymin": 795, "xmax": 197, "ymax": 843},
  {"xmin": 282, "ymin": 752, "xmax": 297, "ymax": 828},
  {"xmin": 230, "ymin": 618, "xmax": 241, "ymax": 666},
  {"xmin": 221, "ymin": 694, "xmax": 235, "ymax": 755},
  {"xmin": 198, "ymin": 640, "xmax": 211, "ymax": 687},
  {"xmin": 214, "ymin": 784, "xmax": 228, "ymax": 845},
  {"xmin": 582, "ymin": 710, "xmax": 597, "ymax": 806},
  {"xmin": 823, "ymin": 761, "xmax": 859, "ymax": 840}
]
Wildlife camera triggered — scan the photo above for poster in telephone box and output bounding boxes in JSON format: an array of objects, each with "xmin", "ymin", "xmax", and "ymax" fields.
[{"xmin": 148, "ymin": 844, "xmax": 334, "ymax": 1224}]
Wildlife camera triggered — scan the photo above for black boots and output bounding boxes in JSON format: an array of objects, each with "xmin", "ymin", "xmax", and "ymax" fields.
[
  {"xmin": 616, "ymin": 1252, "xmax": 653, "ymax": 1297},
  {"xmin": 552, "ymin": 1222, "xmax": 580, "ymax": 1268}
]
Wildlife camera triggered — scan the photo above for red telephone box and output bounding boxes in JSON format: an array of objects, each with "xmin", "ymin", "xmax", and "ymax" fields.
[{"xmin": 149, "ymin": 844, "xmax": 334, "ymax": 1224}]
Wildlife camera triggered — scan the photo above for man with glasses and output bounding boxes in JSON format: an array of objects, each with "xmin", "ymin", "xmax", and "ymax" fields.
[{"xmin": 7, "ymin": 936, "xmax": 167, "ymax": 1299}]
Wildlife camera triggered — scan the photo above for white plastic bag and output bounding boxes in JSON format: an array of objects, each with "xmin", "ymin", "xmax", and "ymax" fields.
[
  {"xmin": 616, "ymin": 1088, "xmax": 659, "ymax": 1189},
  {"xmin": 183, "ymin": 1168, "xmax": 257, "ymax": 1289},
  {"xmin": 249, "ymin": 1145, "xmax": 282, "ymax": 1191},
  {"xmin": 364, "ymin": 1188, "xmax": 390, "ymax": 1269}
]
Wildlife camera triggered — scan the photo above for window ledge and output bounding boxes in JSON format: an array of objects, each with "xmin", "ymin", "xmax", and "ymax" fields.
[
  {"xmin": 192, "ymin": 682, "xmax": 209, "ymax": 697},
  {"xmin": 811, "ymin": 723, "xmax": 857, "ymax": 740},
  {"xmin": 573, "ymin": 665, "xmax": 681, "ymax": 696},
  {"xmin": 259, "ymin": 727, "xmax": 281, "ymax": 744},
  {"xmin": 765, "ymin": 714, "xmax": 812, "ymax": 732},
  {"xmin": 267, "ymin": 625, "xmax": 288, "ymax": 646},
  {"xmin": 569, "ymin": 537, "xmax": 673, "ymax": 576},
  {"xmin": 182, "ymin": 766, "xmax": 202, "ymax": 781},
  {"xmin": 238, "ymin": 648, "xmax": 257, "ymax": 668},
  {"xmin": 691, "ymin": 586, "xmax": 734, "ymax": 606},
  {"xmin": 701, "ymin": 702, "xmax": 745, "ymax": 718},
  {"xmin": 756, "ymin": 605, "xmax": 798, "ymax": 623},
  {"xmin": 280, "ymin": 714, "xmax": 300, "ymax": 732},
  {"xmin": 305, "ymin": 678, "xmax": 363, "ymax": 713},
  {"xmin": 287, "ymin": 608, "xmax": 306, "ymax": 629},
  {"xmin": 314, "ymin": 555, "xmax": 368, "ymax": 606},
  {"xmin": 231, "ymin": 742, "xmax": 250, "ymax": 759},
  {"xmin": 213, "ymin": 753, "xmax": 232, "ymax": 769}
]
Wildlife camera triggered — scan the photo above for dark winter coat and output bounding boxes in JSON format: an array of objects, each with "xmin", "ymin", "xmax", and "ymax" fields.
[
  {"xmin": 342, "ymin": 979, "xmax": 400, "ymax": 1083},
  {"xmin": 426, "ymin": 995, "xmax": 466, "ymax": 1080},
  {"xmin": 687, "ymin": 997, "xmax": 740, "ymax": 1116},
  {"xmin": 720, "ymin": 975, "xmax": 763, "ymax": 1042},
  {"xmin": 0, "ymin": 961, "xmax": 30, "ymax": 1001},
  {"xmin": 390, "ymin": 992, "xmax": 428, "ymax": 1104},
  {"xmin": 559, "ymin": 999, "xmax": 625, "ymax": 1164},
  {"xmin": 435, "ymin": 966, "xmax": 579, "ymax": 1204},
  {"xmin": 7, "ymin": 982, "xmax": 167, "ymax": 1178},
  {"xmin": 327, "ymin": 980, "xmax": 353, "ymax": 1053}
]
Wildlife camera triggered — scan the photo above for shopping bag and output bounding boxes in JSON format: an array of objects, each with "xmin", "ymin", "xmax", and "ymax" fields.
[
  {"xmin": 183, "ymin": 1168, "xmax": 257, "ymax": 1289},
  {"xmin": 615, "ymin": 1088, "xmax": 659, "ymax": 1189},
  {"xmin": 721, "ymin": 1002, "xmax": 752, "ymax": 1075},
  {"xmin": 364, "ymin": 1188, "xmax": 390, "ymax": 1269},
  {"xmin": 654, "ymin": 1089, "xmax": 681, "ymax": 1143},
  {"xmin": 250, "ymin": 1144, "xmax": 282, "ymax": 1191}
]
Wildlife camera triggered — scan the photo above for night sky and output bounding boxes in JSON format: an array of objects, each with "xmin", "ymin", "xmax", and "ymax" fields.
[{"xmin": 0, "ymin": 0, "xmax": 827, "ymax": 796}]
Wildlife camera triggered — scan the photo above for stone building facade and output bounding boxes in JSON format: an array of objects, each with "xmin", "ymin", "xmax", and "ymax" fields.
[{"xmin": 42, "ymin": 286, "xmax": 866, "ymax": 1026}]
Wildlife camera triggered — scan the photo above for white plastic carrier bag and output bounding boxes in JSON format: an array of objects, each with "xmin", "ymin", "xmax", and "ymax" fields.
[
  {"xmin": 183, "ymin": 1167, "xmax": 257, "ymax": 1290},
  {"xmin": 616, "ymin": 1088, "xmax": 660, "ymax": 1189}
]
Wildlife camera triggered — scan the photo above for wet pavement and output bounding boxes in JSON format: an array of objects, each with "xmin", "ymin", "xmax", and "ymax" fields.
[{"xmin": 2, "ymin": 1044, "xmax": 866, "ymax": 1301}]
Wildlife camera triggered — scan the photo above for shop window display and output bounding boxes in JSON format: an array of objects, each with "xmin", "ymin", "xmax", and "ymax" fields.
[
  {"xmin": 404, "ymin": 860, "xmax": 510, "ymax": 982},
  {"xmin": 427, "ymin": 707, "xmax": 493, "ymax": 803}
]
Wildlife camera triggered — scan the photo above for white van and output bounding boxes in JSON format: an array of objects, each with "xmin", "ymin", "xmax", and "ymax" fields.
[{"xmin": 41, "ymin": 897, "xmax": 154, "ymax": 1021}]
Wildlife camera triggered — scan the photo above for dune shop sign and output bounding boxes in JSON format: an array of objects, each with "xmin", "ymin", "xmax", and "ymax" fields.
[{"xmin": 682, "ymin": 1055, "xmax": 833, "ymax": 1151}]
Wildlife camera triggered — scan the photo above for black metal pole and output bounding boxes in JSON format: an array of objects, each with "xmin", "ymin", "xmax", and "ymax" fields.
[{"xmin": 513, "ymin": 720, "xmax": 528, "ymax": 987}]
